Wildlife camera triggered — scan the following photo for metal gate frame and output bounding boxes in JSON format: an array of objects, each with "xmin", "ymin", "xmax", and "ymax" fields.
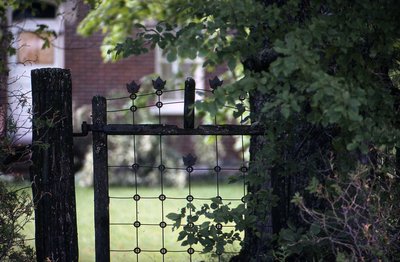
[{"xmin": 78, "ymin": 77, "xmax": 264, "ymax": 262}]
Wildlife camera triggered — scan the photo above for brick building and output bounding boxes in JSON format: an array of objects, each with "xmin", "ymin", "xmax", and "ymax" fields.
[
  {"xmin": 6, "ymin": 1, "xmax": 210, "ymax": 144},
  {"xmin": 65, "ymin": 3, "xmax": 157, "ymax": 108}
]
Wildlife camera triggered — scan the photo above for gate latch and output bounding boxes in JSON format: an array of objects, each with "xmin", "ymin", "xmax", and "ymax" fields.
[{"xmin": 73, "ymin": 121, "xmax": 92, "ymax": 137}]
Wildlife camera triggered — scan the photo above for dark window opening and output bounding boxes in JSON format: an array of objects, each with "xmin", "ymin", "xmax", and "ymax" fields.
[{"xmin": 12, "ymin": 2, "xmax": 57, "ymax": 21}]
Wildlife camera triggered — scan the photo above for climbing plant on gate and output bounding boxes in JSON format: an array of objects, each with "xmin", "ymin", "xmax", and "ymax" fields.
[{"xmin": 79, "ymin": 1, "xmax": 400, "ymax": 260}]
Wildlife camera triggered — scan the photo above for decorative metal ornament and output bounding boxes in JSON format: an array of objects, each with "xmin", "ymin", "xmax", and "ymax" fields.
[
  {"xmin": 182, "ymin": 153, "xmax": 197, "ymax": 167},
  {"xmin": 132, "ymin": 163, "xmax": 140, "ymax": 171},
  {"xmin": 129, "ymin": 93, "xmax": 137, "ymax": 100},
  {"xmin": 240, "ymin": 166, "xmax": 248, "ymax": 173},
  {"xmin": 152, "ymin": 76, "xmax": 166, "ymax": 90},
  {"xmin": 130, "ymin": 105, "xmax": 137, "ymax": 112},
  {"xmin": 133, "ymin": 194, "xmax": 141, "ymax": 201},
  {"xmin": 158, "ymin": 164, "xmax": 166, "ymax": 171},
  {"xmin": 209, "ymin": 76, "xmax": 223, "ymax": 91},
  {"xmin": 156, "ymin": 101, "xmax": 163, "ymax": 108},
  {"xmin": 186, "ymin": 195, "xmax": 194, "ymax": 202},
  {"xmin": 126, "ymin": 80, "xmax": 141, "ymax": 93}
]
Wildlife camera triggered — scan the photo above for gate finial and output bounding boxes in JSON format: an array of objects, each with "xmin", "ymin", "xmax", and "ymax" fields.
[
  {"xmin": 183, "ymin": 153, "xmax": 197, "ymax": 167},
  {"xmin": 152, "ymin": 76, "xmax": 166, "ymax": 90},
  {"xmin": 126, "ymin": 80, "xmax": 141, "ymax": 93}
]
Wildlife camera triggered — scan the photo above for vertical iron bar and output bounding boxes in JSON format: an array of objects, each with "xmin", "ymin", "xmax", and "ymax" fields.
[
  {"xmin": 184, "ymin": 77, "xmax": 195, "ymax": 129},
  {"xmin": 92, "ymin": 96, "xmax": 110, "ymax": 262}
]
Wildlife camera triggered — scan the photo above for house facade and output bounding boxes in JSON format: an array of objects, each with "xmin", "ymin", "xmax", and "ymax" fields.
[{"xmin": 6, "ymin": 0, "xmax": 209, "ymax": 144}]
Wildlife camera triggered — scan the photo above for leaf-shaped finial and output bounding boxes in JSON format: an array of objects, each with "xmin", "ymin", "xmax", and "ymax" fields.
[
  {"xmin": 126, "ymin": 80, "xmax": 141, "ymax": 93},
  {"xmin": 182, "ymin": 153, "xmax": 197, "ymax": 166},
  {"xmin": 209, "ymin": 76, "xmax": 223, "ymax": 91},
  {"xmin": 152, "ymin": 76, "xmax": 167, "ymax": 90}
]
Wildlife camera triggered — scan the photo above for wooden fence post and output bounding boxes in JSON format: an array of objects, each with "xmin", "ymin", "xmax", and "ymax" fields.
[
  {"xmin": 92, "ymin": 96, "xmax": 110, "ymax": 262},
  {"xmin": 30, "ymin": 68, "xmax": 78, "ymax": 262}
]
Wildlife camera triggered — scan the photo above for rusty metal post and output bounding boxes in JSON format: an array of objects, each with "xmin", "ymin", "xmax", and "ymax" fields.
[
  {"xmin": 30, "ymin": 68, "xmax": 78, "ymax": 261},
  {"xmin": 183, "ymin": 77, "xmax": 195, "ymax": 129},
  {"xmin": 92, "ymin": 96, "xmax": 110, "ymax": 262}
]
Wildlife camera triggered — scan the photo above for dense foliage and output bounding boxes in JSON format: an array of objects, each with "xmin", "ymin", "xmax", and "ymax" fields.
[
  {"xmin": 80, "ymin": 0, "xmax": 400, "ymax": 260},
  {"xmin": 80, "ymin": 0, "xmax": 400, "ymax": 145},
  {"xmin": 0, "ymin": 181, "xmax": 34, "ymax": 261}
]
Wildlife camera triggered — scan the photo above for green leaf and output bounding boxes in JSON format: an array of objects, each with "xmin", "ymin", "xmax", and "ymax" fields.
[
  {"xmin": 290, "ymin": 192, "xmax": 303, "ymax": 205},
  {"xmin": 200, "ymin": 221, "xmax": 210, "ymax": 229},
  {"xmin": 187, "ymin": 234, "xmax": 197, "ymax": 245},
  {"xmin": 281, "ymin": 106, "xmax": 290, "ymax": 119},
  {"xmin": 158, "ymin": 40, "xmax": 166, "ymax": 49},
  {"xmin": 309, "ymin": 223, "xmax": 320, "ymax": 235},
  {"xmin": 305, "ymin": 177, "xmax": 320, "ymax": 193},
  {"xmin": 188, "ymin": 215, "xmax": 199, "ymax": 223},
  {"xmin": 280, "ymin": 228, "xmax": 297, "ymax": 242},
  {"xmin": 166, "ymin": 212, "xmax": 181, "ymax": 221},
  {"xmin": 177, "ymin": 231, "xmax": 187, "ymax": 241},
  {"xmin": 210, "ymin": 203, "xmax": 218, "ymax": 210},
  {"xmin": 134, "ymin": 23, "xmax": 146, "ymax": 29},
  {"xmin": 211, "ymin": 197, "xmax": 223, "ymax": 205},
  {"xmin": 233, "ymin": 103, "xmax": 246, "ymax": 118},
  {"xmin": 227, "ymin": 58, "xmax": 237, "ymax": 71},
  {"xmin": 166, "ymin": 49, "xmax": 177, "ymax": 62},
  {"xmin": 156, "ymin": 24, "xmax": 163, "ymax": 32}
]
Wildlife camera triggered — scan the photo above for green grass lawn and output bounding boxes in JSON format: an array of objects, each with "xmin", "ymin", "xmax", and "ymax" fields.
[{"xmin": 23, "ymin": 183, "xmax": 244, "ymax": 262}]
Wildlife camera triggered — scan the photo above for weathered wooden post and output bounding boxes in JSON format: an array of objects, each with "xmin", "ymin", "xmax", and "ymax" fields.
[
  {"xmin": 92, "ymin": 96, "xmax": 110, "ymax": 262},
  {"xmin": 31, "ymin": 68, "xmax": 78, "ymax": 262}
]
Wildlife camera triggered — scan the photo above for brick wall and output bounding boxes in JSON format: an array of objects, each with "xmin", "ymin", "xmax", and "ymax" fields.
[{"xmin": 65, "ymin": 3, "xmax": 155, "ymax": 107}]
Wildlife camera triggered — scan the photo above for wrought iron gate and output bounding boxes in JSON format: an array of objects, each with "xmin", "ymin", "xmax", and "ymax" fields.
[{"xmin": 84, "ymin": 77, "xmax": 263, "ymax": 262}]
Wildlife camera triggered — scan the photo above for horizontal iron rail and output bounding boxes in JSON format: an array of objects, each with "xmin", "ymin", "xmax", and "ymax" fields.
[
  {"xmin": 83, "ymin": 124, "xmax": 264, "ymax": 136},
  {"xmin": 73, "ymin": 121, "xmax": 91, "ymax": 137}
]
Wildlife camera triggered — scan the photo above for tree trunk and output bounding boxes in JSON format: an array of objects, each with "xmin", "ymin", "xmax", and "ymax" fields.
[{"xmin": 230, "ymin": 1, "xmax": 330, "ymax": 260}]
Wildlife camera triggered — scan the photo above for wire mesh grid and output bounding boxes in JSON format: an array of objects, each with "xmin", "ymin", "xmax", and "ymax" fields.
[{"xmin": 99, "ymin": 77, "xmax": 250, "ymax": 261}]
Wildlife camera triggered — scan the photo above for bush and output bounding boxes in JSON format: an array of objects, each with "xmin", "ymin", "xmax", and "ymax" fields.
[
  {"xmin": 275, "ymin": 155, "xmax": 400, "ymax": 261},
  {"xmin": 0, "ymin": 180, "xmax": 35, "ymax": 261}
]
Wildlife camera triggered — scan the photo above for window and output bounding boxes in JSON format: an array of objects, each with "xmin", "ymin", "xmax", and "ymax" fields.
[
  {"xmin": 7, "ymin": 1, "xmax": 66, "ymax": 144},
  {"xmin": 17, "ymin": 31, "xmax": 55, "ymax": 65},
  {"xmin": 155, "ymin": 47, "xmax": 204, "ymax": 115},
  {"xmin": 12, "ymin": 2, "xmax": 57, "ymax": 21}
]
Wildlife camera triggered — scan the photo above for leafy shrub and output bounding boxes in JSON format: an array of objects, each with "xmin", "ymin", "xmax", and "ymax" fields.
[
  {"xmin": 275, "ymin": 156, "xmax": 400, "ymax": 261},
  {"xmin": 0, "ymin": 181, "xmax": 35, "ymax": 261}
]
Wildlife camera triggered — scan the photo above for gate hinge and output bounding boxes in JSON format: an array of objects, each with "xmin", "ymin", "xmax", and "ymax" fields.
[{"xmin": 73, "ymin": 121, "xmax": 92, "ymax": 137}]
